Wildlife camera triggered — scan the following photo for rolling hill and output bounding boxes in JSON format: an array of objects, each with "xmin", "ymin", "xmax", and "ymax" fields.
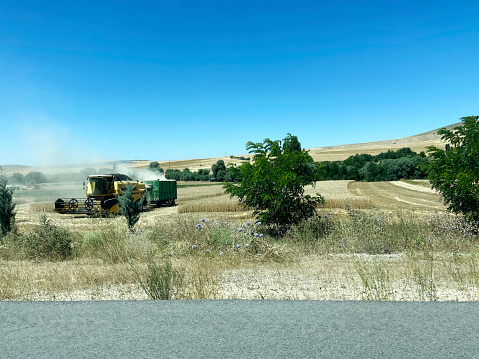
[{"xmin": 1, "ymin": 122, "xmax": 460, "ymax": 175}]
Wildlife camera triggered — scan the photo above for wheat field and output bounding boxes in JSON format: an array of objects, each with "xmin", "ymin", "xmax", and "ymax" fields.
[{"xmin": 13, "ymin": 179, "xmax": 448, "ymax": 234}]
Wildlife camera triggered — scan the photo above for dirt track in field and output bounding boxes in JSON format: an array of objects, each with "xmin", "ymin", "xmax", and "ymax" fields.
[{"xmin": 348, "ymin": 180, "xmax": 445, "ymax": 212}]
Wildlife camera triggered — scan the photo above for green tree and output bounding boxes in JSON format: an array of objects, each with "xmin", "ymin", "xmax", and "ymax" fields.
[
  {"xmin": 212, "ymin": 160, "xmax": 226, "ymax": 182},
  {"xmin": 165, "ymin": 169, "xmax": 181, "ymax": 180},
  {"xmin": 117, "ymin": 185, "xmax": 144, "ymax": 231},
  {"xmin": 24, "ymin": 171, "xmax": 47, "ymax": 185},
  {"xmin": 10, "ymin": 172, "xmax": 24, "ymax": 185},
  {"xmin": 0, "ymin": 167, "xmax": 16, "ymax": 238},
  {"xmin": 149, "ymin": 161, "xmax": 164, "ymax": 174},
  {"xmin": 425, "ymin": 116, "xmax": 479, "ymax": 224},
  {"xmin": 224, "ymin": 134, "xmax": 324, "ymax": 232}
]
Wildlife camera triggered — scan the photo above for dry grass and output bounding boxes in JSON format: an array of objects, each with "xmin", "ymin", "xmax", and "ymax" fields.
[
  {"xmin": 4, "ymin": 179, "xmax": 477, "ymax": 302},
  {"xmin": 3, "ymin": 252, "xmax": 479, "ymax": 301},
  {"xmin": 29, "ymin": 202, "xmax": 55, "ymax": 213},
  {"xmin": 178, "ymin": 202, "xmax": 250, "ymax": 213}
]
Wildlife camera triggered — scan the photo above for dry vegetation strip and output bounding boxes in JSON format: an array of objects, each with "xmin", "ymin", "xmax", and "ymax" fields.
[
  {"xmin": 4, "ymin": 180, "xmax": 478, "ymax": 301},
  {"xmin": 2, "ymin": 253, "xmax": 479, "ymax": 301}
]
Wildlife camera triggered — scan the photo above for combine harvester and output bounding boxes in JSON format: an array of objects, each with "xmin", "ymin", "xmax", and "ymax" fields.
[{"xmin": 54, "ymin": 174, "xmax": 177, "ymax": 215}]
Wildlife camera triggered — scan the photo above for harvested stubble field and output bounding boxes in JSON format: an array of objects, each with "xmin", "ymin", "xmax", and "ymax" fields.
[{"xmin": 2, "ymin": 179, "xmax": 479, "ymax": 301}]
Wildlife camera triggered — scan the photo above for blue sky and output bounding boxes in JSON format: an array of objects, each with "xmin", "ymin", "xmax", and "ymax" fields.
[{"xmin": 0, "ymin": 0, "xmax": 478, "ymax": 166}]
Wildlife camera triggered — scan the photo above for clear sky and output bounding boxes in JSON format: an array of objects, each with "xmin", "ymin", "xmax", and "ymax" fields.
[{"xmin": 1, "ymin": 0, "xmax": 478, "ymax": 166}]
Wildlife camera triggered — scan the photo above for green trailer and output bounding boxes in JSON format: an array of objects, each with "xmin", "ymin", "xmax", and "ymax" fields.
[{"xmin": 144, "ymin": 179, "xmax": 177, "ymax": 207}]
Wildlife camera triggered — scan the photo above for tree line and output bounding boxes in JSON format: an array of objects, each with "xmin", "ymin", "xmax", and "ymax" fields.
[
  {"xmin": 6, "ymin": 149, "xmax": 430, "ymax": 186},
  {"xmin": 155, "ymin": 160, "xmax": 237, "ymax": 182},
  {"xmin": 7, "ymin": 167, "xmax": 115, "ymax": 186},
  {"xmin": 320, "ymin": 148, "xmax": 430, "ymax": 182}
]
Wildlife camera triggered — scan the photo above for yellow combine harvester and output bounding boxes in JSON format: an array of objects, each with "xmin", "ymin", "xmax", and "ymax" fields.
[{"xmin": 54, "ymin": 174, "xmax": 146, "ymax": 215}]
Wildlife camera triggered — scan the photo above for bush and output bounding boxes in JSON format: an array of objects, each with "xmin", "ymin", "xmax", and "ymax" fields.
[
  {"xmin": 78, "ymin": 226, "xmax": 131, "ymax": 263},
  {"xmin": 136, "ymin": 256, "xmax": 184, "ymax": 300},
  {"xmin": 287, "ymin": 215, "xmax": 332, "ymax": 246},
  {"xmin": 425, "ymin": 116, "xmax": 479, "ymax": 224},
  {"xmin": 208, "ymin": 228, "xmax": 234, "ymax": 247},
  {"xmin": 224, "ymin": 134, "xmax": 324, "ymax": 233},
  {"xmin": 149, "ymin": 161, "xmax": 164, "ymax": 174},
  {"xmin": 0, "ymin": 167, "xmax": 16, "ymax": 239},
  {"xmin": 117, "ymin": 185, "xmax": 143, "ymax": 230},
  {"xmin": 22, "ymin": 215, "xmax": 73, "ymax": 260}
]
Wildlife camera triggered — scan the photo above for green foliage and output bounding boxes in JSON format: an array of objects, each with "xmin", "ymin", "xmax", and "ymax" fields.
[
  {"xmin": 230, "ymin": 155, "xmax": 250, "ymax": 161},
  {"xmin": 0, "ymin": 167, "xmax": 16, "ymax": 239},
  {"xmin": 22, "ymin": 215, "xmax": 73, "ymax": 260},
  {"xmin": 211, "ymin": 160, "xmax": 226, "ymax": 182},
  {"xmin": 208, "ymin": 227, "xmax": 234, "ymax": 246},
  {"xmin": 287, "ymin": 215, "xmax": 332, "ymax": 246},
  {"xmin": 9, "ymin": 172, "xmax": 24, "ymax": 185},
  {"xmin": 224, "ymin": 134, "xmax": 324, "ymax": 232},
  {"xmin": 165, "ymin": 169, "xmax": 180, "ymax": 180},
  {"xmin": 320, "ymin": 147, "xmax": 429, "ymax": 182},
  {"xmin": 149, "ymin": 161, "xmax": 164, "ymax": 174},
  {"xmin": 425, "ymin": 116, "xmax": 479, "ymax": 224},
  {"xmin": 165, "ymin": 168, "xmax": 211, "ymax": 181},
  {"xmin": 117, "ymin": 185, "xmax": 144, "ymax": 230},
  {"xmin": 24, "ymin": 171, "xmax": 47, "ymax": 185},
  {"xmin": 136, "ymin": 256, "xmax": 184, "ymax": 300}
]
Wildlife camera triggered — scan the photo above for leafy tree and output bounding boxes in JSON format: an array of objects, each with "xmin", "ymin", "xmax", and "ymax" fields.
[
  {"xmin": 24, "ymin": 171, "xmax": 47, "ymax": 185},
  {"xmin": 149, "ymin": 161, "xmax": 164, "ymax": 174},
  {"xmin": 382, "ymin": 157, "xmax": 428, "ymax": 181},
  {"xmin": 9, "ymin": 172, "xmax": 24, "ymax": 185},
  {"xmin": 359, "ymin": 161, "xmax": 385, "ymax": 182},
  {"xmin": 117, "ymin": 185, "xmax": 144, "ymax": 231},
  {"xmin": 425, "ymin": 116, "xmax": 479, "ymax": 224},
  {"xmin": 224, "ymin": 134, "xmax": 324, "ymax": 232},
  {"xmin": 165, "ymin": 169, "xmax": 181, "ymax": 180},
  {"xmin": 212, "ymin": 160, "xmax": 226, "ymax": 182},
  {"xmin": 0, "ymin": 167, "xmax": 16, "ymax": 238}
]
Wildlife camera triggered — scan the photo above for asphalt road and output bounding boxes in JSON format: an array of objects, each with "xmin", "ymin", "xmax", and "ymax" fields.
[{"xmin": 1, "ymin": 300, "xmax": 478, "ymax": 358}]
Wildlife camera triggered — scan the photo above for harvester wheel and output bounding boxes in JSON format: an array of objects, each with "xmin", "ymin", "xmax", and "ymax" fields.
[
  {"xmin": 85, "ymin": 198, "xmax": 94, "ymax": 211},
  {"xmin": 69, "ymin": 198, "xmax": 79, "ymax": 209}
]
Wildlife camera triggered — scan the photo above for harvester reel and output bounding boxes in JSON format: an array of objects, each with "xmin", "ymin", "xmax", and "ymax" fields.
[
  {"xmin": 85, "ymin": 198, "xmax": 94, "ymax": 211},
  {"xmin": 69, "ymin": 198, "xmax": 79, "ymax": 209}
]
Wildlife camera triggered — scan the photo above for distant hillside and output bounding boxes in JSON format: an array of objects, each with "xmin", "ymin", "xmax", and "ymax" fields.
[
  {"xmin": 308, "ymin": 122, "xmax": 461, "ymax": 162},
  {"xmin": 1, "ymin": 122, "xmax": 462, "ymax": 174}
]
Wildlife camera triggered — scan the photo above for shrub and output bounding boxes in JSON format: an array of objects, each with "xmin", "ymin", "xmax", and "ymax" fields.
[
  {"xmin": 117, "ymin": 185, "xmax": 143, "ymax": 231},
  {"xmin": 425, "ymin": 116, "xmax": 479, "ymax": 224},
  {"xmin": 136, "ymin": 256, "xmax": 184, "ymax": 300},
  {"xmin": 22, "ymin": 215, "xmax": 73, "ymax": 260},
  {"xmin": 224, "ymin": 134, "xmax": 324, "ymax": 233},
  {"xmin": 208, "ymin": 228, "xmax": 234, "ymax": 247},
  {"xmin": 149, "ymin": 161, "xmax": 164, "ymax": 174},
  {"xmin": 287, "ymin": 215, "xmax": 332, "ymax": 246},
  {"xmin": 0, "ymin": 167, "xmax": 16, "ymax": 239}
]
